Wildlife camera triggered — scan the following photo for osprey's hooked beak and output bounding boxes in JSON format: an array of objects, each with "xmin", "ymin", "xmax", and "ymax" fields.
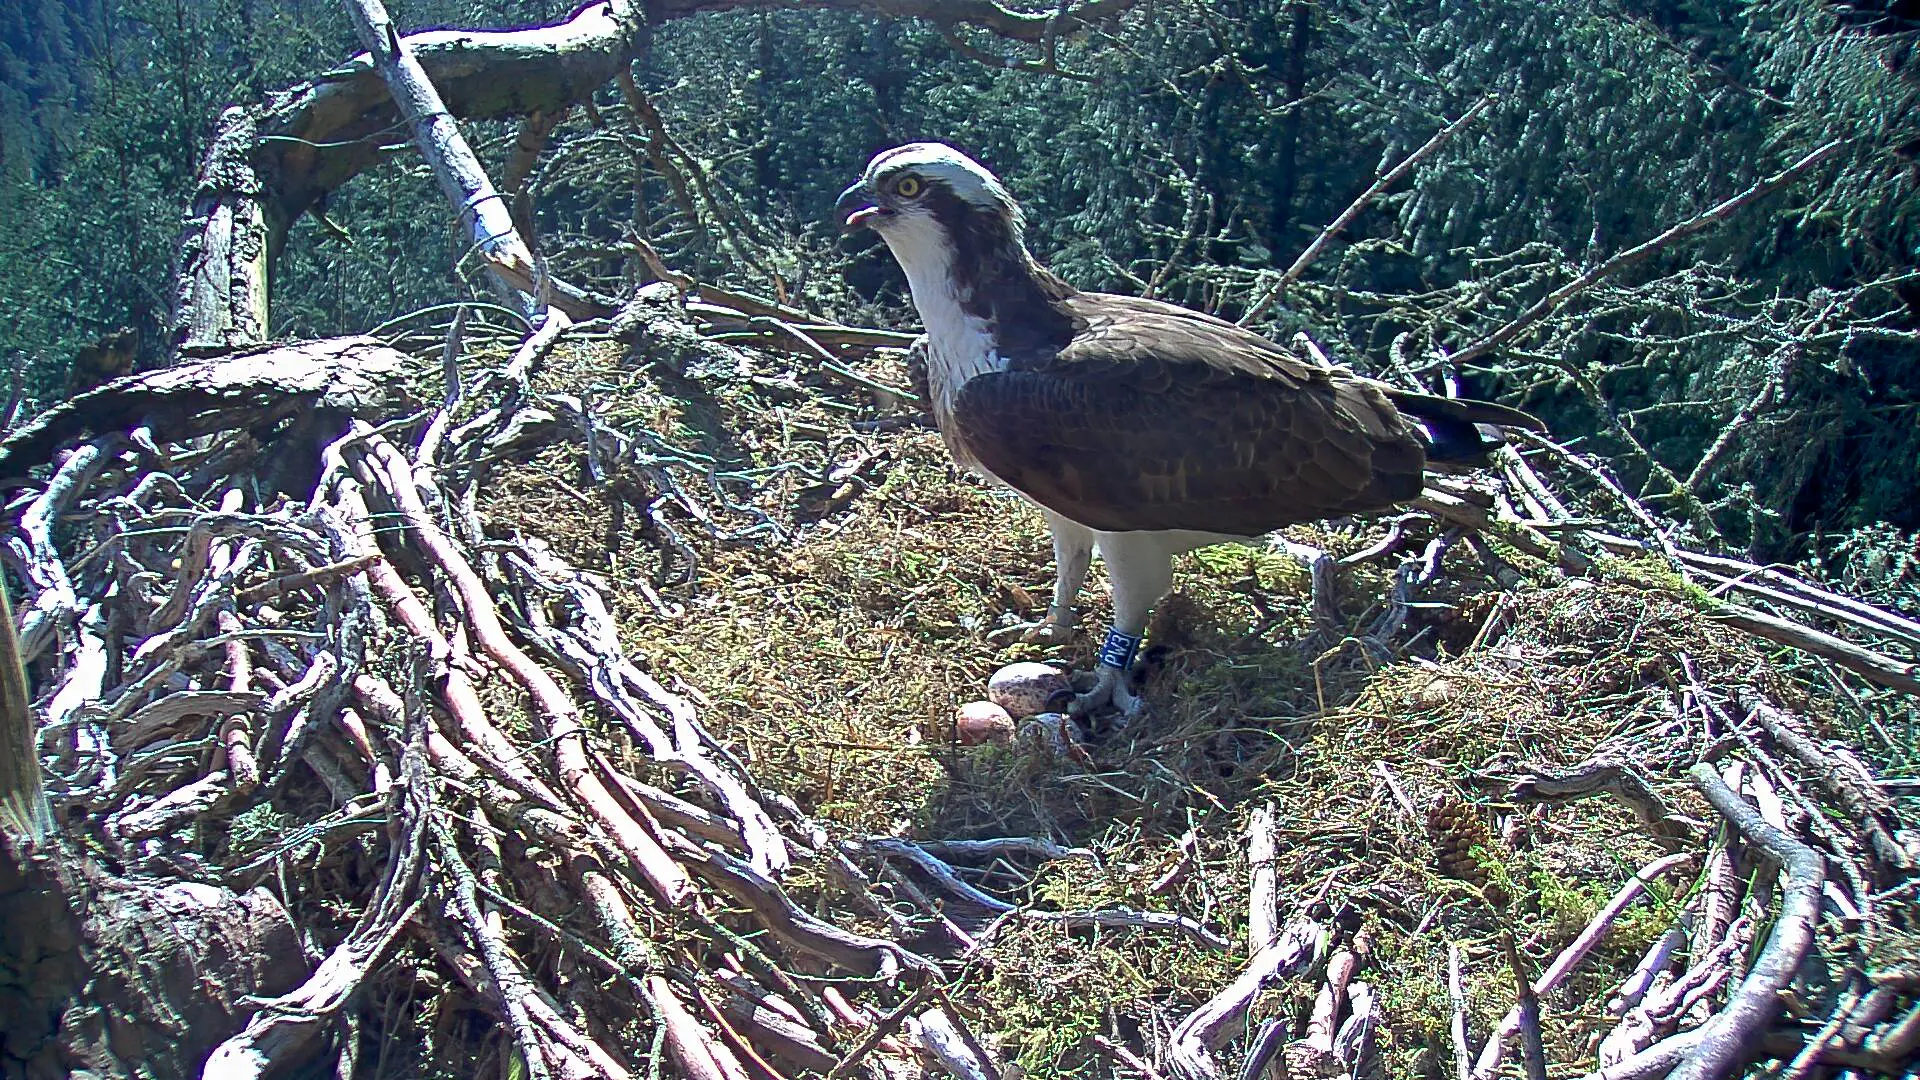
[{"xmin": 836, "ymin": 180, "xmax": 890, "ymax": 232}]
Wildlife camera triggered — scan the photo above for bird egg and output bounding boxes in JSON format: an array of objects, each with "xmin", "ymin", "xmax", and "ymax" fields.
[
  {"xmin": 987, "ymin": 662, "xmax": 1074, "ymax": 717},
  {"xmin": 953, "ymin": 701, "xmax": 1015, "ymax": 746}
]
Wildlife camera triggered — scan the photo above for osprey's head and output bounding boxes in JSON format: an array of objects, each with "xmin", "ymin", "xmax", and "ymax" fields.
[
  {"xmin": 837, "ymin": 143, "xmax": 1020, "ymax": 236},
  {"xmin": 836, "ymin": 144, "xmax": 1031, "ymax": 291},
  {"xmin": 838, "ymin": 143, "xmax": 1073, "ymax": 370}
]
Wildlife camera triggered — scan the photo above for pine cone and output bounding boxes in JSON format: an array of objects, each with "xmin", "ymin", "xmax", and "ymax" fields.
[{"xmin": 1427, "ymin": 793, "xmax": 1507, "ymax": 905}]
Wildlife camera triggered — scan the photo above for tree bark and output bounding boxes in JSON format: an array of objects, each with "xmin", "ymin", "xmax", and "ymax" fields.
[
  {"xmin": 1268, "ymin": 2, "xmax": 1310, "ymax": 247},
  {"xmin": 170, "ymin": 0, "xmax": 1142, "ymax": 351},
  {"xmin": 0, "ymin": 837, "xmax": 307, "ymax": 1079}
]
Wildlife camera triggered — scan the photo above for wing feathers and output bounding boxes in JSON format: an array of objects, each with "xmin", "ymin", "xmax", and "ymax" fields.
[{"xmin": 950, "ymin": 292, "xmax": 1530, "ymax": 535}]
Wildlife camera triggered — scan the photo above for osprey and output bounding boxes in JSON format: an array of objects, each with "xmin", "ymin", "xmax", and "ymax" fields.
[{"xmin": 838, "ymin": 143, "xmax": 1542, "ymax": 718}]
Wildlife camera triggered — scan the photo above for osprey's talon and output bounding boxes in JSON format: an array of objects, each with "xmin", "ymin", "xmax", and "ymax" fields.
[
  {"xmin": 1067, "ymin": 665, "xmax": 1126, "ymax": 717},
  {"xmin": 1108, "ymin": 679, "xmax": 1148, "ymax": 731},
  {"xmin": 1066, "ymin": 669, "xmax": 1148, "ymax": 735}
]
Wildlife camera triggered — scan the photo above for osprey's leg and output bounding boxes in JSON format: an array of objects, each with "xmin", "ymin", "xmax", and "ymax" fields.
[
  {"xmin": 989, "ymin": 510, "xmax": 1093, "ymax": 645},
  {"xmin": 1070, "ymin": 533, "xmax": 1175, "ymax": 724}
]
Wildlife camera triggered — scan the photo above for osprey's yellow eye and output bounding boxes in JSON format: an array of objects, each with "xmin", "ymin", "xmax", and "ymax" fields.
[{"xmin": 893, "ymin": 174, "xmax": 923, "ymax": 199}]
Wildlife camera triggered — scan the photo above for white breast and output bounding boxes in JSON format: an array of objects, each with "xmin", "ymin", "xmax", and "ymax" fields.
[{"xmin": 876, "ymin": 213, "xmax": 1007, "ymax": 464}]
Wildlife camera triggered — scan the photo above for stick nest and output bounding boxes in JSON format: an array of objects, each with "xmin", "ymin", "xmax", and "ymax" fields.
[{"xmin": 4, "ymin": 307, "xmax": 1914, "ymax": 1080}]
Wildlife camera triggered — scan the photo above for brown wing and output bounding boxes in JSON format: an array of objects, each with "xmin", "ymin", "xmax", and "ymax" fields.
[
  {"xmin": 1056, "ymin": 293, "xmax": 1337, "ymax": 385},
  {"xmin": 951, "ymin": 298, "xmax": 1430, "ymax": 535}
]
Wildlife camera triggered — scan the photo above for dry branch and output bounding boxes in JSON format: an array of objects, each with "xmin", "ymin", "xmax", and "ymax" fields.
[
  {"xmin": 1022, "ymin": 907, "xmax": 1232, "ymax": 951},
  {"xmin": 914, "ymin": 1005, "xmax": 1003, "ymax": 1080},
  {"xmin": 1167, "ymin": 918, "xmax": 1326, "ymax": 1080},
  {"xmin": 342, "ymin": 0, "xmax": 544, "ymax": 313},
  {"xmin": 1246, "ymin": 802, "xmax": 1280, "ymax": 953},
  {"xmin": 1710, "ymin": 603, "xmax": 1920, "ymax": 696},
  {"xmin": 1471, "ymin": 852, "xmax": 1697, "ymax": 1078},
  {"xmin": 1738, "ymin": 691, "xmax": 1913, "ymax": 871},
  {"xmin": 1241, "ymin": 95, "xmax": 1495, "ymax": 325},
  {"xmin": 1670, "ymin": 763, "xmax": 1828, "ymax": 1080},
  {"xmin": 179, "ymin": 0, "xmax": 1141, "ymax": 344},
  {"xmin": 0, "ymin": 339, "xmax": 412, "ymax": 485},
  {"xmin": 1447, "ymin": 943, "xmax": 1473, "ymax": 1080}
]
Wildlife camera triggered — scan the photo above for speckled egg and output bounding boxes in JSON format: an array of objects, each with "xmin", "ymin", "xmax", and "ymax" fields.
[
  {"xmin": 987, "ymin": 662, "xmax": 1074, "ymax": 718},
  {"xmin": 953, "ymin": 701, "xmax": 1016, "ymax": 746}
]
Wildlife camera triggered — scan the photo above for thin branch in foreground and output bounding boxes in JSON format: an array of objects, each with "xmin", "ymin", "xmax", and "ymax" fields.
[
  {"xmin": 1241, "ymin": 95, "xmax": 1495, "ymax": 325},
  {"xmin": 1448, "ymin": 942, "xmax": 1474, "ymax": 1080},
  {"xmin": 1471, "ymin": 852, "xmax": 1697, "ymax": 1078},
  {"xmin": 1501, "ymin": 932, "xmax": 1548, "ymax": 1080},
  {"xmin": 1167, "ymin": 918, "xmax": 1326, "ymax": 1080},
  {"xmin": 340, "ymin": 0, "xmax": 541, "ymax": 312},
  {"xmin": 1710, "ymin": 603, "xmax": 1920, "ymax": 697},
  {"xmin": 1448, "ymin": 139, "xmax": 1846, "ymax": 366}
]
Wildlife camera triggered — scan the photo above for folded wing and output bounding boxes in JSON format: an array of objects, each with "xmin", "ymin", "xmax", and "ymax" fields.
[{"xmin": 951, "ymin": 297, "xmax": 1433, "ymax": 535}]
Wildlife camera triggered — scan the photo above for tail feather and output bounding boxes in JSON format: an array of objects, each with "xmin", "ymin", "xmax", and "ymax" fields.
[{"xmin": 1387, "ymin": 389, "xmax": 1545, "ymax": 467}]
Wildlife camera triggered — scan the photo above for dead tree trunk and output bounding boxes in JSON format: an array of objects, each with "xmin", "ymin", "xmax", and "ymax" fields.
[
  {"xmin": 167, "ymin": 0, "xmax": 1140, "ymax": 353},
  {"xmin": 1, "ymin": 836, "xmax": 308, "ymax": 1079}
]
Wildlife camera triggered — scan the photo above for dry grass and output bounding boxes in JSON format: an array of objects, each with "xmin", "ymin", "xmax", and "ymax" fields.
[{"xmin": 472, "ymin": 332, "xmax": 1844, "ymax": 1078}]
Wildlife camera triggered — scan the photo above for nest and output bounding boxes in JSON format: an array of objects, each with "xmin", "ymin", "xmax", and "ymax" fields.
[{"xmin": 1, "ymin": 299, "xmax": 1915, "ymax": 1080}]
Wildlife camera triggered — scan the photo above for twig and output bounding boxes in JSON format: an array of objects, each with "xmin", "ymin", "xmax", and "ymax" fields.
[
  {"xmin": 918, "ymin": 837, "xmax": 1096, "ymax": 863},
  {"xmin": 0, "ymin": 583, "xmax": 47, "ymax": 841},
  {"xmin": 1501, "ymin": 933, "xmax": 1547, "ymax": 1080},
  {"xmin": 825, "ymin": 982, "xmax": 937, "ymax": 1078},
  {"xmin": 341, "ymin": 0, "xmax": 545, "ymax": 313},
  {"xmin": 861, "ymin": 837, "xmax": 1016, "ymax": 914},
  {"xmin": 1448, "ymin": 942, "xmax": 1473, "ymax": 1080},
  {"xmin": 1333, "ymin": 981, "xmax": 1378, "ymax": 1073},
  {"xmin": 429, "ymin": 815, "xmax": 556, "ymax": 1080},
  {"xmin": 1304, "ymin": 942, "xmax": 1361, "ymax": 1051},
  {"xmin": 1166, "ymin": 918, "xmax": 1326, "ymax": 1080},
  {"xmin": 1579, "ymin": 1029, "xmax": 1707, "ymax": 1080},
  {"xmin": 689, "ymin": 847, "xmax": 937, "ymax": 978},
  {"xmin": 1738, "ymin": 690, "xmax": 1912, "ymax": 870},
  {"xmin": 1449, "ymin": 139, "xmax": 1846, "ymax": 366},
  {"xmin": 644, "ymin": 974, "xmax": 754, "ymax": 1080},
  {"xmin": 1667, "ymin": 548, "xmax": 1920, "ymax": 650},
  {"xmin": 749, "ymin": 316, "xmax": 916, "ymax": 402},
  {"xmin": 1285, "ymin": 934, "xmax": 1363, "ymax": 1077},
  {"xmin": 1682, "ymin": 375, "xmax": 1778, "ymax": 493},
  {"xmin": 235, "ymin": 553, "xmax": 382, "ymax": 606},
  {"xmin": 1241, "ymin": 95, "xmax": 1495, "ymax": 324},
  {"xmin": 1239, "ymin": 1020, "xmax": 1287, "ymax": 1080},
  {"xmin": 1608, "ymin": 914, "xmax": 1690, "ymax": 1019},
  {"xmin": 1779, "ymin": 975, "xmax": 1863, "ymax": 1080},
  {"xmin": 915, "ymin": 1002, "xmax": 1001, "ymax": 1080},
  {"xmin": 364, "ymin": 436, "xmax": 694, "ymax": 906},
  {"xmin": 1505, "ymin": 758, "xmax": 1695, "ymax": 846},
  {"xmin": 1088, "ymin": 1034, "xmax": 1171, "ymax": 1080},
  {"xmin": 1668, "ymin": 763, "xmax": 1827, "ymax": 1080},
  {"xmin": 1246, "ymin": 803, "xmax": 1280, "ymax": 953},
  {"xmin": 1375, "ymin": 761, "xmax": 1420, "ymax": 821},
  {"xmin": 1472, "ymin": 852, "xmax": 1697, "ymax": 1078},
  {"xmin": 1023, "ymin": 908, "xmax": 1231, "ymax": 952},
  {"xmin": 1271, "ymin": 538, "xmax": 1339, "ymax": 636},
  {"xmin": 1710, "ymin": 603, "xmax": 1920, "ymax": 696}
]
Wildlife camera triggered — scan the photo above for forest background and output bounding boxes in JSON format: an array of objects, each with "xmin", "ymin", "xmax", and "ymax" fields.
[{"xmin": 1, "ymin": 0, "xmax": 1916, "ymax": 597}]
